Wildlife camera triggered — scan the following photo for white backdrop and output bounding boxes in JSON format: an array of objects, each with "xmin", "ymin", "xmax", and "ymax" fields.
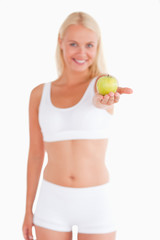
[{"xmin": 0, "ymin": 0, "xmax": 160, "ymax": 239}]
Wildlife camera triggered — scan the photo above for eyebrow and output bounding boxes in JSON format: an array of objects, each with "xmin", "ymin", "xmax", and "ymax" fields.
[{"xmin": 67, "ymin": 40, "xmax": 96, "ymax": 43}]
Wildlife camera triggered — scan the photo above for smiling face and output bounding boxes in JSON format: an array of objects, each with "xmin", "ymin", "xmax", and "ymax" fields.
[{"xmin": 59, "ymin": 24, "xmax": 98, "ymax": 73}]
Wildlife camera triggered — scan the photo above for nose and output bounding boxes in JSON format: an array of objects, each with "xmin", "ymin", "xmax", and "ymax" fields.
[{"xmin": 77, "ymin": 46, "xmax": 86, "ymax": 55}]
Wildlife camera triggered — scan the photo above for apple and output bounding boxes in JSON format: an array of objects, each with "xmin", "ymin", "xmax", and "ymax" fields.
[{"xmin": 96, "ymin": 74, "xmax": 118, "ymax": 95}]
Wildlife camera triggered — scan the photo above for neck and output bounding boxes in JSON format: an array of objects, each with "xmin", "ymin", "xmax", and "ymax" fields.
[{"xmin": 59, "ymin": 68, "xmax": 92, "ymax": 86}]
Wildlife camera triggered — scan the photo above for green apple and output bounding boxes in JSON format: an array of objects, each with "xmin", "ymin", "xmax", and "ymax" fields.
[{"xmin": 96, "ymin": 74, "xmax": 118, "ymax": 95}]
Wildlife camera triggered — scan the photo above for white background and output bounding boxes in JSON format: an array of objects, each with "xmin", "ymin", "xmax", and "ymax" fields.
[{"xmin": 0, "ymin": 0, "xmax": 160, "ymax": 239}]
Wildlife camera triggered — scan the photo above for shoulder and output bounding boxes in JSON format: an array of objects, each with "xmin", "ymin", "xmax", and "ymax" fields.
[{"xmin": 29, "ymin": 83, "xmax": 45, "ymax": 109}]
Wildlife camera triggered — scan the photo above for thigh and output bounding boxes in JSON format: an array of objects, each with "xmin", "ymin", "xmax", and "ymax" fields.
[
  {"xmin": 75, "ymin": 182, "xmax": 117, "ymax": 235},
  {"xmin": 33, "ymin": 179, "xmax": 73, "ymax": 232},
  {"xmin": 78, "ymin": 231, "xmax": 117, "ymax": 240},
  {"xmin": 35, "ymin": 225, "xmax": 72, "ymax": 240}
]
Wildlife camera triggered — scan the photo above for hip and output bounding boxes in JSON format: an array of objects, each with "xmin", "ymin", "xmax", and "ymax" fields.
[{"xmin": 33, "ymin": 178, "xmax": 117, "ymax": 233}]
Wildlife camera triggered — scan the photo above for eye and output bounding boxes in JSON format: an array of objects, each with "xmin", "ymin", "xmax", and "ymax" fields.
[
  {"xmin": 70, "ymin": 43, "xmax": 77, "ymax": 47},
  {"xmin": 87, "ymin": 43, "xmax": 94, "ymax": 48}
]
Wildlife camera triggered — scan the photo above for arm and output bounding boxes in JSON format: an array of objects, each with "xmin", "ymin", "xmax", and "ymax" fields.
[
  {"xmin": 93, "ymin": 77, "xmax": 115, "ymax": 115},
  {"xmin": 25, "ymin": 84, "xmax": 45, "ymax": 214},
  {"xmin": 93, "ymin": 79, "xmax": 133, "ymax": 114}
]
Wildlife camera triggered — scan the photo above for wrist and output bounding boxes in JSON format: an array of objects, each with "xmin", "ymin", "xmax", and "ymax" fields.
[
  {"xmin": 25, "ymin": 209, "xmax": 33, "ymax": 214},
  {"xmin": 104, "ymin": 104, "xmax": 114, "ymax": 114},
  {"xmin": 104, "ymin": 104, "xmax": 114, "ymax": 109},
  {"xmin": 25, "ymin": 206, "xmax": 33, "ymax": 214}
]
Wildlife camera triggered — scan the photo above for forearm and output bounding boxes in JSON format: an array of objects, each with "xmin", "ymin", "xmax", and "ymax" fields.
[{"xmin": 25, "ymin": 155, "xmax": 44, "ymax": 213}]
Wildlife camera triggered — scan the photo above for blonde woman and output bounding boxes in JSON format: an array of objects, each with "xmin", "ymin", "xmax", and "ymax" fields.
[{"xmin": 22, "ymin": 11, "xmax": 133, "ymax": 240}]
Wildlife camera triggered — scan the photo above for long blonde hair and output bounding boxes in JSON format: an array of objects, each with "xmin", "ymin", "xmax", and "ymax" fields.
[{"xmin": 55, "ymin": 11, "xmax": 107, "ymax": 79}]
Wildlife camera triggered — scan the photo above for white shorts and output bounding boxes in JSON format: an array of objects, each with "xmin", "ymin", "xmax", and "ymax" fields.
[{"xmin": 33, "ymin": 179, "xmax": 117, "ymax": 234}]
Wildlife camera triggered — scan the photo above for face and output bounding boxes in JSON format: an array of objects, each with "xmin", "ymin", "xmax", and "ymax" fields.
[{"xmin": 59, "ymin": 24, "xmax": 98, "ymax": 73}]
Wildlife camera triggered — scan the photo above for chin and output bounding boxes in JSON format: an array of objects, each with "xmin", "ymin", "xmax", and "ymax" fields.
[{"xmin": 72, "ymin": 68, "xmax": 89, "ymax": 73}]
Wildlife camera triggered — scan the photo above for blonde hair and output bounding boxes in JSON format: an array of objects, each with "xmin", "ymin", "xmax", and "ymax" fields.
[{"xmin": 55, "ymin": 11, "xmax": 108, "ymax": 78}]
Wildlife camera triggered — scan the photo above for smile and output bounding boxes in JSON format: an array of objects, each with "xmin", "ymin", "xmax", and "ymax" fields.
[{"xmin": 73, "ymin": 58, "xmax": 87, "ymax": 65}]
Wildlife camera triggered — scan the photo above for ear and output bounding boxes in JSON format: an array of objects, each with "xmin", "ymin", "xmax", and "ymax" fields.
[{"xmin": 58, "ymin": 34, "xmax": 63, "ymax": 49}]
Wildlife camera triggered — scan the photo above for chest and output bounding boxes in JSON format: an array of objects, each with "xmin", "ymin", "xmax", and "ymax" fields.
[
  {"xmin": 50, "ymin": 81, "xmax": 96, "ymax": 108},
  {"xmin": 38, "ymin": 78, "xmax": 112, "ymax": 142}
]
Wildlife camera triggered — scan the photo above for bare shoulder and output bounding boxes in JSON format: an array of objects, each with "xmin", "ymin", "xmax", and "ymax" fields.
[
  {"xmin": 29, "ymin": 83, "xmax": 45, "ymax": 109},
  {"xmin": 28, "ymin": 83, "xmax": 45, "ymax": 159}
]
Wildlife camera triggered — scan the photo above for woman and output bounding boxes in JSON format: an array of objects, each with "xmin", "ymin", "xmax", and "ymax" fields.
[{"xmin": 22, "ymin": 11, "xmax": 133, "ymax": 240}]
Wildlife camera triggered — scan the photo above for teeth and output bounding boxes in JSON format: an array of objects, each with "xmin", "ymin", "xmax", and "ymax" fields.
[{"xmin": 74, "ymin": 59, "xmax": 86, "ymax": 63}]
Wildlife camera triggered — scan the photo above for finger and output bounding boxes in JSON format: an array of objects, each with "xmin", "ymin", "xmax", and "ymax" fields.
[
  {"xmin": 102, "ymin": 94, "xmax": 109, "ymax": 104},
  {"xmin": 95, "ymin": 92, "xmax": 103, "ymax": 97},
  {"xmin": 117, "ymin": 87, "xmax": 133, "ymax": 94},
  {"xmin": 23, "ymin": 233, "xmax": 28, "ymax": 240},
  {"xmin": 95, "ymin": 92, "xmax": 103, "ymax": 102},
  {"xmin": 28, "ymin": 226, "xmax": 34, "ymax": 240},
  {"xmin": 107, "ymin": 92, "xmax": 114, "ymax": 105},
  {"xmin": 23, "ymin": 227, "xmax": 28, "ymax": 240},
  {"xmin": 28, "ymin": 233, "xmax": 33, "ymax": 239},
  {"xmin": 99, "ymin": 96, "xmax": 104, "ymax": 102},
  {"xmin": 114, "ymin": 92, "xmax": 120, "ymax": 103}
]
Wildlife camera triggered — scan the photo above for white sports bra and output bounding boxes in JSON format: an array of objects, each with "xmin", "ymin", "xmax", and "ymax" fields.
[{"xmin": 38, "ymin": 76, "xmax": 113, "ymax": 142}]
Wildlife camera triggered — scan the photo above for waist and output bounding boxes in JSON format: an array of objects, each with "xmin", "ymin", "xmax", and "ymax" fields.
[
  {"xmin": 43, "ymin": 139, "xmax": 109, "ymax": 187},
  {"xmin": 43, "ymin": 163, "xmax": 110, "ymax": 188}
]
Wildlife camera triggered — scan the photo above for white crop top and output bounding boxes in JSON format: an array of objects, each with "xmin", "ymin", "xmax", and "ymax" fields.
[{"xmin": 38, "ymin": 76, "xmax": 113, "ymax": 142}]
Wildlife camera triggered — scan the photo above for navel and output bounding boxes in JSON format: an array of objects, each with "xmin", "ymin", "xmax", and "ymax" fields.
[{"xmin": 69, "ymin": 175, "xmax": 76, "ymax": 180}]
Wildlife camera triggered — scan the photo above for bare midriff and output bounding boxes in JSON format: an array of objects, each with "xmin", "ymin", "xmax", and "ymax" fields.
[
  {"xmin": 39, "ymin": 76, "xmax": 111, "ymax": 188},
  {"xmin": 43, "ymin": 138, "xmax": 110, "ymax": 188}
]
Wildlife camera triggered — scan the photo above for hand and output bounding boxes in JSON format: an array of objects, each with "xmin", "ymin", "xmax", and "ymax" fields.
[
  {"xmin": 117, "ymin": 87, "xmax": 133, "ymax": 95},
  {"xmin": 22, "ymin": 211, "xmax": 35, "ymax": 240},
  {"xmin": 93, "ymin": 87, "xmax": 133, "ymax": 108}
]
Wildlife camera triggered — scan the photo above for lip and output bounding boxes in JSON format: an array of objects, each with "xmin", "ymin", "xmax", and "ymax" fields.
[{"xmin": 72, "ymin": 58, "xmax": 88, "ymax": 65}]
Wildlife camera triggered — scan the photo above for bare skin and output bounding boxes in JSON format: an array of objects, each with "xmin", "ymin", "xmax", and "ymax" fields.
[
  {"xmin": 33, "ymin": 77, "xmax": 120, "ymax": 240},
  {"xmin": 43, "ymin": 78, "xmax": 110, "ymax": 188},
  {"xmin": 34, "ymin": 78, "xmax": 114, "ymax": 240},
  {"xmin": 22, "ymin": 24, "xmax": 133, "ymax": 240}
]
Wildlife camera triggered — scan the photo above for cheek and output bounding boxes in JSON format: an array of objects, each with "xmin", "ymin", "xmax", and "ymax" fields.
[
  {"xmin": 63, "ymin": 46, "xmax": 75, "ymax": 58},
  {"xmin": 88, "ymin": 49, "xmax": 97, "ymax": 60}
]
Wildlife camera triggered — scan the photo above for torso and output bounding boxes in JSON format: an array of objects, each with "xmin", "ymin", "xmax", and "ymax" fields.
[{"xmin": 38, "ymin": 77, "xmax": 110, "ymax": 188}]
